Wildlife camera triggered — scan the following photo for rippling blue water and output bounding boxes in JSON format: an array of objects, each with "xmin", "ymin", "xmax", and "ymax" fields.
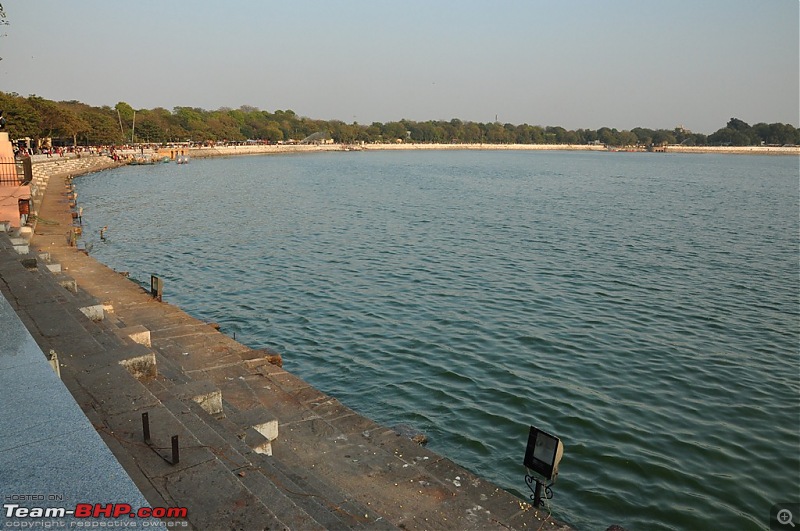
[{"xmin": 76, "ymin": 151, "xmax": 799, "ymax": 530}]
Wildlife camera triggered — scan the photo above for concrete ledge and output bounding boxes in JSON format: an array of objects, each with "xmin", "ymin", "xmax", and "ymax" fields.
[{"xmin": 174, "ymin": 380, "xmax": 224, "ymax": 416}]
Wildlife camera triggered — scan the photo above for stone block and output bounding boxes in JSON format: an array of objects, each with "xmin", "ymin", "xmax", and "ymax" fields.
[
  {"xmin": 45, "ymin": 263, "xmax": 62, "ymax": 273},
  {"xmin": 230, "ymin": 406, "xmax": 279, "ymax": 442},
  {"xmin": 173, "ymin": 380, "xmax": 223, "ymax": 417},
  {"xmin": 241, "ymin": 347, "xmax": 283, "ymax": 368},
  {"xmin": 118, "ymin": 350, "xmax": 157, "ymax": 381},
  {"xmin": 48, "ymin": 350, "xmax": 61, "ymax": 379},
  {"xmin": 37, "ymin": 252, "xmax": 51, "ymax": 262},
  {"xmin": 117, "ymin": 325, "xmax": 151, "ymax": 348},
  {"xmin": 240, "ymin": 428, "xmax": 273, "ymax": 456},
  {"xmin": 56, "ymin": 275, "xmax": 78, "ymax": 293},
  {"xmin": 0, "ymin": 221, "xmax": 10, "ymax": 232},
  {"xmin": 79, "ymin": 304, "xmax": 104, "ymax": 321}
]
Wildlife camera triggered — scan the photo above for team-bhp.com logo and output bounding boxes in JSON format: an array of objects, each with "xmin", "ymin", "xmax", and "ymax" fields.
[{"xmin": 4, "ymin": 503, "xmax": 188, "ymax": 527}]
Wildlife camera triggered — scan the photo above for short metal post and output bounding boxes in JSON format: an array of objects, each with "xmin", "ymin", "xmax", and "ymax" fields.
[
  {"xmin": 171, "ymin": 435, "xmax": 180, "ymax": 464},
  {"xmin": 533, "ymin": 480, "xmax": 543, "ymax": 507},
  {"xmin": 150, "ymin": 275, "xmax": 162, "ymax": 302},
  {"xmin": 142, "ymin": 412, "xmax": 151, "ymax": 443}
]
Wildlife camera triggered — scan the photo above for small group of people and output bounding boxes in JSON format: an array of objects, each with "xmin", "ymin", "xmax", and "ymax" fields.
[{"xmin": 14, "ymin": 146, "xmax": 33, "ymax": 158}]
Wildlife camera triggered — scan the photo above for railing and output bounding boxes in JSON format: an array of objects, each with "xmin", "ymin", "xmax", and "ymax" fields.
[{"xmin": 0, "ymin": 159, "xmax": 31, "ymax": 185}]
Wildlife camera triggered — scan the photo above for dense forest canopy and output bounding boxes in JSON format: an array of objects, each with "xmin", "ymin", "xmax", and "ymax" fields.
[{"xmin": 1, "ymin": 91, "xmax": 798, "ymax": 148}]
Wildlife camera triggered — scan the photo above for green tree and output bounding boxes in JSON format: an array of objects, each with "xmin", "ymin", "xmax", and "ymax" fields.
[
  {"xmin": 78, "ymin": 106, "xmax": 123, "ymax": 144},
  {"xmin": 632, "ymin": 127, "xmax": 654, "ymax": 146},
  {"xmin": 709, "ymin": 127, "xmax": 753, "ymax": 146},
  {"xmin": 113, "ymin": 101, "xmax": 135, "ymax": 139},
  {"xmin": 577, "ymin": 129, "xmax": 598, "ymax": 144},
  {"xmin": 206, "ymin": 110, "xmax": 245, "ymax": 141},
  {"xmin": 485, "ymin": 122, "xmax": 510, "ymax": 143},
  {"xmin": 0, "ymin": 91, "xmax": 40, "ymax": 138},
  {"xmin": 330, "ymin": 121, "xmax": 358, "ymax": 143},
  {"xmin": 262, "ymin": 123, "xmax": 284, "ymax": 142},
  {"xmin": 652, "ymin": 130, "xmax": 676, "ymax": 146},
  {"xmin": 726, "ymin": 117, "xmax": 750, "ymax": 131},
  {"xmin": 752, "ymin": 122, "xmax": 799, "ymax": 145},
  {"xmin": 27, "ymin": 96, "xmax": 82, "ymax": 140},
  {"xmin": 173, "ymin": 107, "xmax": 211, "ymax": 141},
  {"xmin": 617, "ymin": 130, "xmax": 639, "ymax": 147},
  {"xmin": 382, "ymin": 121, "xmax": 407, "ymax": 142},
  {"xmin": 597, "ymin": 127, "xmax": 619, "ymax": 146},
  {"xmin": 2, "ymin": 91, "xmax": 794, "ymax": 149}
]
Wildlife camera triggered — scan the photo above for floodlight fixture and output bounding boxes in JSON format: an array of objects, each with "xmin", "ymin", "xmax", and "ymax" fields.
[{"xmin": 523, "ymin": 425, "xmax": 564, "ymax": 507}]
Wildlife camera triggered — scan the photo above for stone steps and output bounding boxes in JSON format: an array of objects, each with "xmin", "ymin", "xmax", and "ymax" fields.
[
  {"xmin": 0, "ymin": 230, "xmax": 347, "ymax": 530},
  {"xmin": 192, "ymin": 397, "xmax": 395, "ymax": 530},
  {"xmin": 160, "ymin": 395, "xmax": 329, "ymax": 530},
  {"xmin": 2, "ymin": 231, "xmax": 393, "ymax": 528}
]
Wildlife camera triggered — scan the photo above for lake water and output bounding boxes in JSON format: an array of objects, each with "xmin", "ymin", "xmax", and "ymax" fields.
[{"xmin": 75, "ymin": 150, "xmax": 799, "ymax": 530}]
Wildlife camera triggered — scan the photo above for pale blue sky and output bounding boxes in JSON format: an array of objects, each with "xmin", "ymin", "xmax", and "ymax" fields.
[{"xmin": 0, "ymin": 0, "xmax": 797, "ymax": 133}]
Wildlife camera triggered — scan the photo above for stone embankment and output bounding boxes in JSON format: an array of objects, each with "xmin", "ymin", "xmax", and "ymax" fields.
[
  {"xmin": 163, "ymin": 142, "xmax": 799, "ymax": 159},
  {"xmin": 170, "ymin": 143, "xmax": 608, "ymax": 159},
  {"xmin": 663, "ymin": 145, "xmax": 799, "ymax": 155},
  {"xmin": 0, "ymin": 155, "xmax": 575, "ymax": 529}
]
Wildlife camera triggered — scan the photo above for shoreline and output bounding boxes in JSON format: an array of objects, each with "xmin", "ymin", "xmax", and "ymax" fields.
[{"xmin": 158, "ymin": 142, "xmax": 800, "ymax": 160}]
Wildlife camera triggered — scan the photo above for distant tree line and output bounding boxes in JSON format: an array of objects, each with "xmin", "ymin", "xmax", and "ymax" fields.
[{"xmin": 1, "ymin": 91, "xmax": 798, "ymax": 148}]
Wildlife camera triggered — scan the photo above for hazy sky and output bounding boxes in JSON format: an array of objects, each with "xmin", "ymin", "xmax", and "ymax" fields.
[{"xmin": 0, "ymin": 0, "xmax": 797, "ymax": 134}]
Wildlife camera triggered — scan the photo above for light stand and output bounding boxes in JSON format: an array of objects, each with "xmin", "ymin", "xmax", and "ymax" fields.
[{"xmin": 522, "ymin": 425, "xmax": 564, "ymax": 507}]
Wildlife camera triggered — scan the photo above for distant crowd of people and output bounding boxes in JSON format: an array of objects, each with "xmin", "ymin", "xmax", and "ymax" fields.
[
  {"xmin": 14, "ymin": 144, "xmax": 101, "ymax": 158},
  {"xmin": 12, "ymin": 144, "xmax": 130, "ymax": 160}
]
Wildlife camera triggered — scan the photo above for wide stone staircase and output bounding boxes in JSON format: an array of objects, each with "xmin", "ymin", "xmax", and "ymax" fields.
[{"xmin": 0, "ymin": 228, "xmax": 398, "ymax": 529}]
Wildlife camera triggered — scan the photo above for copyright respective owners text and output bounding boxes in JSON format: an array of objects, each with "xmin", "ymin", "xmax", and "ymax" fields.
[
  {"xmin": 2, "ymin": 494, "xmax": 188, "ymax": 528},
  {"xmin": 772, "ymin": 503, "xmax": 800, "ymax": 530}
]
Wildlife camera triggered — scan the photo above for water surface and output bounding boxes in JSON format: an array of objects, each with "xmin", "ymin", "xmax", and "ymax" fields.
[{"xmin": 77, "ymin": 150, "xmax": 799, "ymax": 530}]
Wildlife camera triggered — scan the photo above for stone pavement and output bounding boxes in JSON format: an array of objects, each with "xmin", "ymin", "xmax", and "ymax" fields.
[
  {"xmin": 0, "ymin": 271, "xmax": 160, "ymax": 527},
  {"xmin": 0, "ymin": 158, "xmax": 574, "ymax": 530}
]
